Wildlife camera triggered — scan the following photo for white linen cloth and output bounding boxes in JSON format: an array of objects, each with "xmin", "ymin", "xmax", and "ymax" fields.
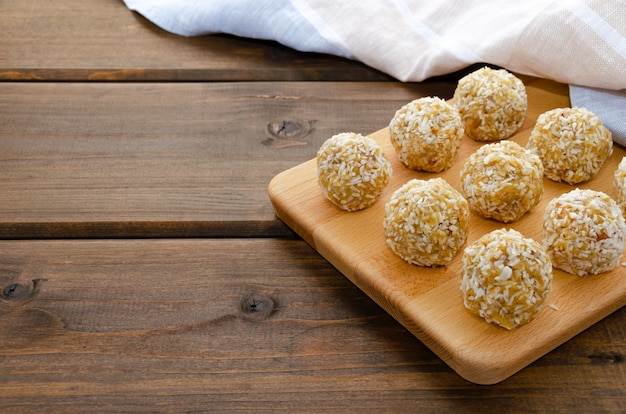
[{"xmin": 123, "ymin": 0, "xmax": 626, "ymax": 143}]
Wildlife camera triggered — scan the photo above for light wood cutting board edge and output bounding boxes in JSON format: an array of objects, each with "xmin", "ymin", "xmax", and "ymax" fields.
[{"xmin": 268, "ymin": 77, "xmax": 626, "ymax": 384}]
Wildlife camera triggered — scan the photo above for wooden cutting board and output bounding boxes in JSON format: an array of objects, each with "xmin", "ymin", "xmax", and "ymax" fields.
[{"xmin": 268, "ymin": 77, "xmax": 626, "ymax": 384}]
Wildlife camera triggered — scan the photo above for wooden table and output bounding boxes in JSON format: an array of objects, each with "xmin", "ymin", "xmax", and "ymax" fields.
[{"xmin": 1, "ymin": 1, "xmax": 624, "ymax": 412}]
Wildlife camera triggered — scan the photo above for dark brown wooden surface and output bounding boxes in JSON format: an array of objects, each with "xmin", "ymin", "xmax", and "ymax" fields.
[
  {"xmin": 1, "ymin": 239, "xmax": 624, "ymax": 413},
  {"xmin": 0, "ymin": 0, "xmax": 390, "ymax": 82},
  {"xmin": 1, "ymin": 0, "xmax": 624, "ymax": 411},
  {"xmin": 0, "ymin": 81, "xmax": 454, "ymax": 238}
]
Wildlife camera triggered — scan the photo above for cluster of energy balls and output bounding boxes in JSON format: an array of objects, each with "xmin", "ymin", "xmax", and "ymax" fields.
[{"xmin": 315, "ymin": 66, "xmax": 623, "ymax": 330}]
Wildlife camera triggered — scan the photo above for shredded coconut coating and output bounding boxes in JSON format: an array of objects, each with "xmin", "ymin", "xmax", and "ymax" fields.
[
  {"xmin": 614, "ymin": 156, "xmax": 626, "ymax": 215},
  {"xmin": 383, "ymin": 178, "xmax": 469, "ymax": 266},
  {"xmin": 526, "ymin": 107, "xmax": 613, "ymax": 185},
  {"xmin": 317, "ymin": 132, "xmax": 392, "ymax": 211},
  {"xmin": 453, "ymin": 67, "xmax": 527, "ymax": 141},
  {"xmin": 461, "ymin": 228, "xmax": 553, "ymax": 330},
  {"xmin": 460, "ymin": 140, "xmax": 544, "ymax": 223},
  {"xmin": 389, "ymin": 97, "xmax": 464, "ymax": 172},
  {"xmin": 543, "ymin": 188, "xmax": 626, "ymax": 276}
]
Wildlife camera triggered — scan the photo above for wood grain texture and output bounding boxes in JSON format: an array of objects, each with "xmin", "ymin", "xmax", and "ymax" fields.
[
  {"xmin": 4, "ymin": 0, "xmax": 624, "ymax": 409},
  {"xmin": 0, "ymin": 0, "xmax": 391, "ymax": 82},
  {"xmin": 0, "ymin": 239, "xmax": 624, "ymax": 413},
  {"xmin": 269, "ymin": 76, "xmax": 626, "ymax": 384},
  {"xmin": 0, "ymin": 81, "xmax": 455, "ymax": 238}
]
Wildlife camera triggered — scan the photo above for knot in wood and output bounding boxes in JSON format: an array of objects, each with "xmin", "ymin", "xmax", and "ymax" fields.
[
  {"xmin": 0, "ymin": 279, "xmax": 43, "ymax": 306},
  {"xmin": 588, "ymin": 352, "xmax": 623, "ymax": 364},
  {"xmin": 266, "ymin": 119, "xmax": 310, "ymax": 139},
  {"xmin": 240, "ymin": 293, "xmax": 276, "ymax": 321}
]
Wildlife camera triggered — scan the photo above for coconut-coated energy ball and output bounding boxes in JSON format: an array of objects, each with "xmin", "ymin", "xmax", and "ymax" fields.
[
  {"xmin": 460, "ymin": 140, "xmax": 544, "ymax": 223},
  {"xmin": 453, "ymin": 67, "xmax": 527, "ymax": 141},
  {"xmin": 389, "ymin": 97, "xmax": 464, "ymax": 172},
  {"xmin": 383, "ymin": 178, "xmax": 469, "ymax": 267},
  {"xmin": 543, "ymin": 188, "xmax": 626, "ymax": 276},
  {"xmin": 461, "ymin": 228, "xmax": 553, "ymax": 330},
  {"xmin": 526, "ymin": 107, "xmax": 613, "ymax": 185},
  {"xmin": 317, "ymin": 132, "xmax": 392, "ymax": 211}
]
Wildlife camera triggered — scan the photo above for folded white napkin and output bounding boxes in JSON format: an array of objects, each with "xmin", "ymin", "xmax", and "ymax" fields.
[{"xmin": 123, "ymin": 0, "xmax": 626, "ymax": 144}]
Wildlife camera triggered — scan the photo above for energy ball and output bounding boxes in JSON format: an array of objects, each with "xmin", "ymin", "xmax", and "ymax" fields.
[
  {"xmin": 543, "ymin": 188, "xmax": 626, "ymax": 276},
  {"xmin": 461, "ymin": 228, "xmax": 553, "ymax": 330},
  {"xmin": 614, "ymin": 156, "xmax": 626, "ymax": 215},
  {"xmin": 453, "ymin": 67, "xmax": 527, "ymax": 141},
  {"xmin": 317, "ymin": 132, "xmax": 392, "ymax": 211},
  {"xmin": 383, "ymin": 178, "xmax": 469, "ymax": 266},
  {"xmin": 526, "ymin": 107, "xmax": 613, "ymax": 185},
  {"xmin": 460, "ymin": 140, "xmax": 544, "ymax": 223},
  {"xmin": 389, "ymin": 97, "xmax": 464, "ymax": 172}
]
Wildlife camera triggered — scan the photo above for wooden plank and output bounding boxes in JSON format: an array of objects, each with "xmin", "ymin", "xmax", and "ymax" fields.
[
  {"xmin": 0, "ymin": 0, "xmax": 391, "ymax": 81},
  {"xmin": 0, "ymin": 238, "xmax": 623, "ymax": 413},
  {"xmin": 0, "ymin": 81, "xmax": 456, "ymax": 238},
  {"xmin": 268, "ymin": 76, "xmax": 626, "ymax": 384}
]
